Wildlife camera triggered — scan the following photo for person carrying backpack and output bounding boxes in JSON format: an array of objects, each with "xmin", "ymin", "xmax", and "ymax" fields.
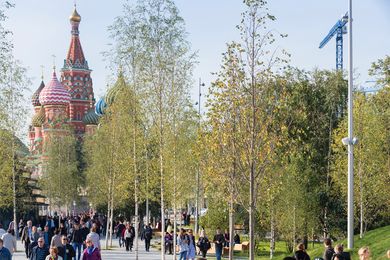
[
  {"xmin": 196, "ymin": 230, "xmax": 211, "ymax": 259},
  {"xmin": 141, "ymin": 224, "xmax": 153, "ymax": 252}
]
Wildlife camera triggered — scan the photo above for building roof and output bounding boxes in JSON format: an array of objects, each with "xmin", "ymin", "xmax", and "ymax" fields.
[{"xmin": 39, "ymin": 70, "xmax": 71, "ymax": 106}]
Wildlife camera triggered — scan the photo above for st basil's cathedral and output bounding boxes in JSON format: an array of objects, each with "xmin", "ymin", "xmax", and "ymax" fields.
[{"xmin": 28, "ymin": 6, "xmax": 99, "ymax": 180}]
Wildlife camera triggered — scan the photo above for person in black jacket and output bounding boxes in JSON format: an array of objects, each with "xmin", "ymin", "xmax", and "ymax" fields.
[
  {"xmin": 141, "ymin": 224, "xmax": 153, "ymax": 252},
  {"xmin": 30, "ymin": 237, "xmax": 49, "ymax": 260},
  {"xmin": 79, "ymin": 221, "xmax": 89, "ymax": 250},
  {"xmin": 58, "ymin": 236, "xmax": 75, "ymax": 260},
  {"xmin": 294, "ymin": 243, "xmax": 310, "ymax": 260},
  {"xmin": 323, "ymin": 238, "xmax": 335, "ymax": 260},
  {"xmin": 213, "ymin": 228, "xmax": 225, "ymax": 260},
  {"xmin": 331, "ymin": 244, "xmax": 351, "ymax": 260},
  {"xmin": 70, "ymin": 223, "xmax": 83, "ymax": 260},
  {"xmin": 197, "ymin": 230, "xmax": 211, "ymax": 258}
]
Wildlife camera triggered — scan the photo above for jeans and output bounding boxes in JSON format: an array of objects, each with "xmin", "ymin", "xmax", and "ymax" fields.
[
  {"xmin": 179, "ymin": 251, "xmax": 187, "ymax": 260},
  {"xmin": 72, "ymin": 242, "xmax": 82, "ymax": 260},
  {"xmin": 216, "ymin": 247, "xmax": 223, "ymax": 260}
]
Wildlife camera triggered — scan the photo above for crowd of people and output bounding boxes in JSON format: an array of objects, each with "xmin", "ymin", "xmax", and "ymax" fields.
[
  {"xmin": 0, "ymin": 214, "xmax": 389, "ymax": 260},
  {"xmin": 0, "ymin": 213, "xmax": 104, "ymax": 260},
  {"xmin": 282, "ymin": 239, "xmax": 390, "ymax": 260}
]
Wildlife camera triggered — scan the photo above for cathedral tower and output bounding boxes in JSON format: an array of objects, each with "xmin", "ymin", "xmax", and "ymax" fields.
[{"xmin": 61, "ymin": 6, "xmax": 94, "ymax": 136}]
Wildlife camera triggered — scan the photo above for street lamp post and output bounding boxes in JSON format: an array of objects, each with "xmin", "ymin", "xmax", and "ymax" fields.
[
  {"xmin": 195, "ymin": 78, "xmax": 205, "ymax": 236},
  {"xmin": 347, "ymin": 0, "xmax": 354, "ymax": 249}
]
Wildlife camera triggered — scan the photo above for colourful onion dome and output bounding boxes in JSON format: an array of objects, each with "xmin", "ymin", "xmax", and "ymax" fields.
[
  {"xmin": 31, "ymin": 107, "xmax": 45, "ymax": 127},
  {"xmin": 70, "ymin": 7, "xmax": 81, "ymax": 23},
  {"xmin": 83, "ymin": 109, "xmax": 100, "ymax": 125},
  {"xmin": 95, "ymin": 98, "xmax": 107, "ymax": 116},
  {"xmin": 39, "ymin": 71, "xmax": 71, "ymax": 106},
  {"xmin": 31, "ymin": 81, "xmax": 45, "ymax": 107},
  {"xmin": 105, "ymin": 73, "xmax": 127, "ymax": 105}
]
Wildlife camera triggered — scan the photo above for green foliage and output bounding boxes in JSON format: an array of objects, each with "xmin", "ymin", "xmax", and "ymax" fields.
[
  {"xmin": 40, "ymin": 133, "xmax": 80, "ymax": 210},
  {"xmin": 369, "ymin": 55, "xmax": 390, "ymax": 86}
]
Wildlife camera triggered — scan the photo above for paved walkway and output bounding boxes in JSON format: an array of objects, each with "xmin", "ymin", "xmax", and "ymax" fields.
[{"xmin": 13, "ymin": 238, "xmax": 162, "ymax": 260}]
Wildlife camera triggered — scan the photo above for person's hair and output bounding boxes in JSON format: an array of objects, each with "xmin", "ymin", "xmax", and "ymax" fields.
[
  {"xmin": 324, "ymin": 238, "xmax": 332, "ymax": 246},
  {"xmin": 297, "ymin": 243, "xmax": 305, "ymax": 251},
  {"xmin": 50, "ymin": 246, "xmax": 58, "ymax": 255},
  {"xmin": 358, "ymin": 247, "xmax": 370, "ymax": 258},
  {"xmin": 61, "ymin": 235, "xmax": 68, "ymax": 240},
  {"xmin": 91, "ymin": 226, "xmax": 97, "ymax": 233},
  {"xmin": 0, "ymin": 224, "xmax": 2, "ymax": 228},
  {"xmin": 54, "ymin": 228, "xmax": 60, "ymax": 235},
  {"xmin": 283, "ymin": 257, "xmax": 295, "ymax": 260},
  {"xmin": 335, "ymin": 244, "xmax": 344, "ymax": 253}
]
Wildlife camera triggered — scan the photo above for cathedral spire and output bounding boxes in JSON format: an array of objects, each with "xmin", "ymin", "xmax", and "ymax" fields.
[{"xmin": 64, "ymin": 5, "xmax": 87, "ymax": 70}]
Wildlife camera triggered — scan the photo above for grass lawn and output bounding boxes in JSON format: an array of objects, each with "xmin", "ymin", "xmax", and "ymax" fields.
[
  {"xmin": 307, "ymin": 225, "xmax": 390, "ymax": 260},
  {"xmin": 235, "ymin": 225, "xmax": 390, "ymax": 259}
]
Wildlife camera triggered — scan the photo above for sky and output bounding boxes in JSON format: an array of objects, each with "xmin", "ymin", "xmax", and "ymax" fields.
[{"xmin": 5, "ymin": 0, "xmax": 390, "ymax": 115}]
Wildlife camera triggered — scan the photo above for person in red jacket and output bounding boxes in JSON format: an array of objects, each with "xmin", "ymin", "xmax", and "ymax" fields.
[{"xmin": 81, "ymin": 238, "xmax": 101, "ymax": 260}]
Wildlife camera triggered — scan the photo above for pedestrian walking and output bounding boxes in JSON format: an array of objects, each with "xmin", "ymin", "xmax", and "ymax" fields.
[
  {"xmin": 30, "ymin": 237, "xmax": 49, "ymax": 260},
  {"xmin": 322, "ymin": 238, "xmax": 334, "ymax": 260},
  {"xmin": 331, "ymin": 244, "xmax": 351, "ymax": 260},
  {"xmin": 124, "ymin": 223, "xmax": 135, "ymax": 252},
  {"xmin": 115, "ymin": 221, "xmax": 125, "ymax": 248},
  {"xmin": 164, "ymin": 231, "xmax": 173, "ymax": 255},
  {"xmin": 42, "ymin": 226, "xmax": 53, "ymax": 248},
  {"xmin": 197, "ymin": 230, "xmax": 211, "ymax": 259},
  {"xmin": 213, "ymin": 228, "xmax": 225, "ymax": 260},
  {"xmin": 86, "ymin": 226, "xmax": 100, "ymax": 250},
  {"xmin": 51, "ymin": 229, "xmax": 63, "ymax": 248},
  {"xmin": 141, "ymin": 223, "xmax": 153, "ymax": 252},
  {"xmin": 294, "ymin": 243, "xmax": 310, "ymax": 260},
  {"xmin": 58, "ymin": 236, "xmax": 75, "ymax": 260},
  {"xmin": 187, "ymin": 229, "xmax": 196, "ymax": 260},
  {"xmin": 1, "ymin": 229, "xmax": 16, "ymax": 255},
  {"xmin": 81, "ymin": 238, "xmax": 101, "ymax": 260},
  {"xmin": 358, "ymin": 247, "xmax": 370, "ymax": 260},
  {"xmin": 177, "ymin": 229, "xmax": 189, "ymax": 260},
  {"xmin": 70, "ymin": 223, "xmax": 83, "ymax": 260},
  {"xmin": 21, "ymin": 220, "xmax": 33, "ymax": 258},
  {"xmin": 0, "ymin": 238, "xmax": 12, "ymax": 260},
  {"xmin": 45, "ymin": 246, "xmax": 63, "ymax": 260}
]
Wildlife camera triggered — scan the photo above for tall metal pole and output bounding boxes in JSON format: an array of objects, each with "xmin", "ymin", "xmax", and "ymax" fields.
[
  {"xmin": 10, "ymin": 64, "xmax": 18, "ymax": 245},
  {"xmin": 347, "ymin": 0, "xmax": 354, "ymax": 250},
  {"xmin": 195, "ymin": 78, "xmax": 203, "ymax": 236}
]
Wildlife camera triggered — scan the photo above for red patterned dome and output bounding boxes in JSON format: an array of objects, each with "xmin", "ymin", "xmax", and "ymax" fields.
[{"xmin": 39, "ymin": 70, "xmax": 71, "ymax": 106}]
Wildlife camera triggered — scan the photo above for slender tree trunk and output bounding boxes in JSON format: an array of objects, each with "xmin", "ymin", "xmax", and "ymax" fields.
[
  {"xmin": 159, "ymin": 86, "xmax": 166, "ymax": 260},
  {"xmin": 270, "ymin": 209, "xmax": 275, "ymax": 259},
  {"xmin": 105, "ymin": 192, "xmax": 111, "ymax": 249},
  {"xmin": 229, "ymin": 193, "xmax": 234, "ymax": 260},
  {"xmin": 359, "ymin": 160, "xmax": 364, "ymax": 239},
  {"xmin": 134, "ymin": 127, "xmax": 139, "ymax": 259},
  {"xmin": 109, "ymin": 193, "xmax": 114, "ymax": 247}
]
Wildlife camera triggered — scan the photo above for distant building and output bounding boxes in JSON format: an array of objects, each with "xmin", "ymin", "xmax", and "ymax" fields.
[{"xmin": 27, "ymin": 6, "xmax": 99, "ymax": 214}]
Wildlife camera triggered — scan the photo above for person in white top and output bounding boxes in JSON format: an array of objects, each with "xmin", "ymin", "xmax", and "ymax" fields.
[
  {"xmin": 1, "ymin": 229, "xmax": 16, "ymax": 255},
  {"xmin": 86, "ymin": 226, "xmax": 101, "ymax": 249}
]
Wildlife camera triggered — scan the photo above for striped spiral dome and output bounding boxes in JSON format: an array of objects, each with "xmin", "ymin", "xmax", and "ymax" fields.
[
  {"xmin": 83, "ymin": 109, "xmax": 100, "ymax": 125},
  {"xmin": 31, "ymin": 81, "xmax": 45, "ymax": 107},
  {"xmin": 95, "ymin": 98, "xmax": 107, "ymax": 116},
  {"xmin": 39, "ymin": 71, "xmax": 71, "ymax": 106}
]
